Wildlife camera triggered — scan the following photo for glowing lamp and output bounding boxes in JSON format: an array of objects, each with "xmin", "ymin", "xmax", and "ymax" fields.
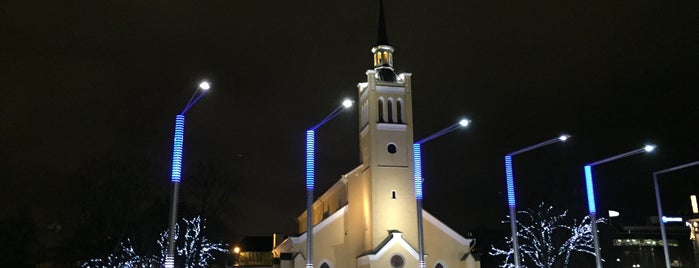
[
  {"xmin": 459, "ymin": 119, "xmax": 470, "ymax": 127},
  {"xmin": 342, "ymin": 99, "xmax": 353, "ymax": 108},
  {"xmin": 609, "ymin": 210, "xmax": 620, "ymax": 217},
  {"xmin": 559, "ymin": 134, "xmax": 571, "ymax": 141},
  {"xmin": 645, "ymin": 144, "xmax": 656, "ymax": 152},
  {"xmin": 233, "ymin": 246, "xmax": 241, "ymax": 254},
  {"xmin": 199, "ymin": 81, "xmax": 211, "ymax": 90}
]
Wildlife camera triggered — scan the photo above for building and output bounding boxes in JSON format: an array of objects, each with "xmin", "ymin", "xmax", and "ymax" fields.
[
  {"xmin": 605, "ymin": 214, "xmax": 698, "ymax": 267},
  {"xmin": 230, "ymin": 236, "xmax": 275, "ymax": 268},
  {"xmin": 272, "ymin": 2, "xmax": 479, "ymax": 268}
]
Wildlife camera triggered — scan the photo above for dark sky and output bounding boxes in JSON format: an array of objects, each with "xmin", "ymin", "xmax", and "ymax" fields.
[{"xmin": 2, "ymin": 0, "xmax": 698, "ymax": 243}]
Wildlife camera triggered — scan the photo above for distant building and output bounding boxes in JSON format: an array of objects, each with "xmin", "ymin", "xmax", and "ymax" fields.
[
  {"xmin": 607, "ymin": 216, "xmax": 697, "ymax": 267},
  {"xmin": 272, "ymin": 2, "xmax": 479, "ymax": 268},
  {"xmin": 230, "ymin": 236, "xmax": 274, "ymax": 268}
]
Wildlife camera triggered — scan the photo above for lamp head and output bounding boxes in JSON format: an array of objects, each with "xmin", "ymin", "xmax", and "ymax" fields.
[
  {"xmin": 458, "ymin": 119, "xmax": 470, "ymax": 127},
  {"xmin": 559, "ymin": 134, "xmax": 571, "ymax": 141},
  {"xmin": 644, "ymin": 144, "xmax": 656, "ymax": 152},
  {"xmin": 342, "ymin": 99, "xmax": 353, "ymax": 109},
  {"xmin": 199, "ymin": 81, "xmax": 211, "ymax": 91}
]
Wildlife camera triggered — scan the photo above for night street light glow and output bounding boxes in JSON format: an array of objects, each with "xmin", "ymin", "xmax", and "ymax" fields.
[
  {"xmin": 199, "ymin": 81, "xmax": 211, "ymax": 90},
  {"xmin": 342, "ymin": 99, "xmax": 353, "ymax": 108},
  {"xmin": 459, "ymin": 119, "xmax": 470, "ymax": 127},
  {"xmin": 645, "ymin": 144, "xmax": 656, "ymax": 152},
  {"xmin": 559, "ymin": 134, "xmax": 570, "ymax": 141}
]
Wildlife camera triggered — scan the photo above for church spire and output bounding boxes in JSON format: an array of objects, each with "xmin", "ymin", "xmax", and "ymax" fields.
[
  {"xmin": 371, "ymin": 0, "xmax": 399, "ymax": 82},
  {"xmin": 376, "ymin": 0, "xmax": 389, "ymax": 46}
]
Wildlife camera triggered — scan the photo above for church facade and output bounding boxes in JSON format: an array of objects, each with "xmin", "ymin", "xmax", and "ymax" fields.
[{"xmin": 273, "ymin": 3, "xmax": 479, "ymax": 268}]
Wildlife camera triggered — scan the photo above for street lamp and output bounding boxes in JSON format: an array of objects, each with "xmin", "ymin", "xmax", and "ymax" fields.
[
  {"xmin": 413, "ymin": 118, "xmax": 470, "ymax": 268},
  {"xmin": 584, "ymin": 144, "xmax": 655, "ymax": 268},
  {"xmin": 653, "ymin": 160, "xmax": 699, "ymax": 268},
  {"xmin": 164, "ymin": 81, "xmax": 211, "ymax": 268},
  {"xmin": 305, "ymin": 99, "xmax": 353, "ymax": 268},
  {"xmin": 505, "ymin": 134, "xmax": 571, "ymax": 267}
]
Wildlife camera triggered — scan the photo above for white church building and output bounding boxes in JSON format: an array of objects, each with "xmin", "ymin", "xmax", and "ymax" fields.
[{"xmin": 273, "ymin": 2, "xmax": 480, "ymax": 268}]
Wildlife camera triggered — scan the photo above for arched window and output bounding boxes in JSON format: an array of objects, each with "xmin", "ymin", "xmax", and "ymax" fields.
[
  {"xmin": 378, "ymin": 98, "xmax": 385, "ymax": 123},
  {"xmin": 387, "ymin": 99, "xmax": 394, "ymax": 123},
  {"xmin": 320, "ymin": 263, "xmax": 330, "ymax": 268},
  {"xmin": 396, "ymin": 99, "xmax": 403, "ymax": 124},
  {"xmin": 435, "ymin": 263, "xmax": 444, "ymax": 268}
]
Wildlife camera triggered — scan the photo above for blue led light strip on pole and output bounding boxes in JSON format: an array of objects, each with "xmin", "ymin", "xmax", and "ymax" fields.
[
  {"xmin": 584, "ymin": 144, "xmax": 655, "ymax": 268},
  {"xmin": 306, "ymin": 131, "xmax": 315, "ymax": 190},
  {"xmin": 413, "ymin": 142, "xmax": 425, "ymax": 268},
  {"xmin": 505, "ymin": 155, "xmax": 515, "ymax": 208},
  {"xmin": 303, "ymin": 100, "xmax": 352, "ymax": 268},
  {"xmin": 165, "ymin": 81, "xmax": 210, "ymax": 268},
  {"xmin": 413, "ymin": 119, "xmax": 469, "ymax": 268},
  {"xmin": 584, "ymin": 165, "xmax": 596, "ymax": 214},
  {"xmin": 505, "ymin": 134, "xmax": 570, "ymax": 268},
  {"xmin": 171, "ymin": 115, "xmax": 185, "ymax": 183},
  {"xmin": 413, "ymin": 143, "xmax": 423, "ymax": 200}
]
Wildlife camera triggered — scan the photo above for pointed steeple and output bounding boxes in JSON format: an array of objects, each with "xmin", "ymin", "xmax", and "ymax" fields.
[
  {"xmin": 371, "ymin": 0, "xmax": 399, "ymax": 81},
  {"xmin": 376, "ymin": 0, "xmax": 389, "ymax": 46}
]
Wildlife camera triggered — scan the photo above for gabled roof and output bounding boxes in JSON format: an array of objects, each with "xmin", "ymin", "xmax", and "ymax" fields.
[
  {"xmin": 423, "ymin": 210, "xmax": 474, "ymax": 246},
  {"xmin": 357, "ymin": 231, "xmax": 419, "ymax": 263}
]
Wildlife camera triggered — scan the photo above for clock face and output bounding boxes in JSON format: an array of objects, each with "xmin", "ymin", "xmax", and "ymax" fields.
[{"xmin": 390, "ymin": 255, "xmax": 404, "ymax": 268}]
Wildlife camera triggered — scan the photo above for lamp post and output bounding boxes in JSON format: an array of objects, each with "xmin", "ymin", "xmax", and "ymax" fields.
[
  {"xmin": 305, "ymin": 99, "xmax": 353, "ymax": 268},
  {"xmin": 584, "ymin": 144, "xmax": 656, "ymax": 268},
  {"xmin": 413, "ymin": 118, "xmax": 470, "ymax": 268},
  {"xmin": 505, "ymin": 134, "xmax": 570, "ymax": 267},
  {"xmin": 653, "ymin": 161, "xmax": 699, "ymax": 268},
  {"xmin": 164, "ymin": 81, "xmax": 211, "ymax": 268}
]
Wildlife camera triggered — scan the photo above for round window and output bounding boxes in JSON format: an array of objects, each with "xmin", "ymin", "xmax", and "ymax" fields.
[
  {"xmin": 390, "ymin": 255, "xmax": 405, "ymax": 268},
  {"xmin": 387, "ymin": 144, "xmax": 397, "ymax": 154}
]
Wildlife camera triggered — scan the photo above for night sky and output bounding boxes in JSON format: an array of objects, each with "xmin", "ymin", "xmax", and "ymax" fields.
[{"xmin": 2, "ymin": 0, "xmax": 698, "ymax": 257}]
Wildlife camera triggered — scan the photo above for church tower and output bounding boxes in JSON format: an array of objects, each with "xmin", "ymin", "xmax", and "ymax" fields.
[
  {"xmin": 346, "ymin": 0, "xmax": 418, "ymax": 255},
  {"xmin": 274, "ymin": 2, "xmax": 478, "ymax": 268}
]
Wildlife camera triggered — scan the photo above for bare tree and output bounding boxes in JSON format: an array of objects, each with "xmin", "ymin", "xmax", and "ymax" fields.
[{"xmin": 490, "ymin": 203, "xmax": 605, "ymax": 268}]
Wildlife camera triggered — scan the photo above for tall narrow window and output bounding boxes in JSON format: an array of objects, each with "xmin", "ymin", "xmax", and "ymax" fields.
[
  {"xmin": 387, "ymin": 99, "xmax": 394, "ymax": 123},
  {"xmin": 396, "ymin": 99, "xmax": 403, "ymax": 123},
  {"xmin": 391, "ymin": 190, "xmax": 396, "ymax": 199},
  {"xmin": 378, "ymin": 98, "xmax": 385, "ymax": 123}
]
